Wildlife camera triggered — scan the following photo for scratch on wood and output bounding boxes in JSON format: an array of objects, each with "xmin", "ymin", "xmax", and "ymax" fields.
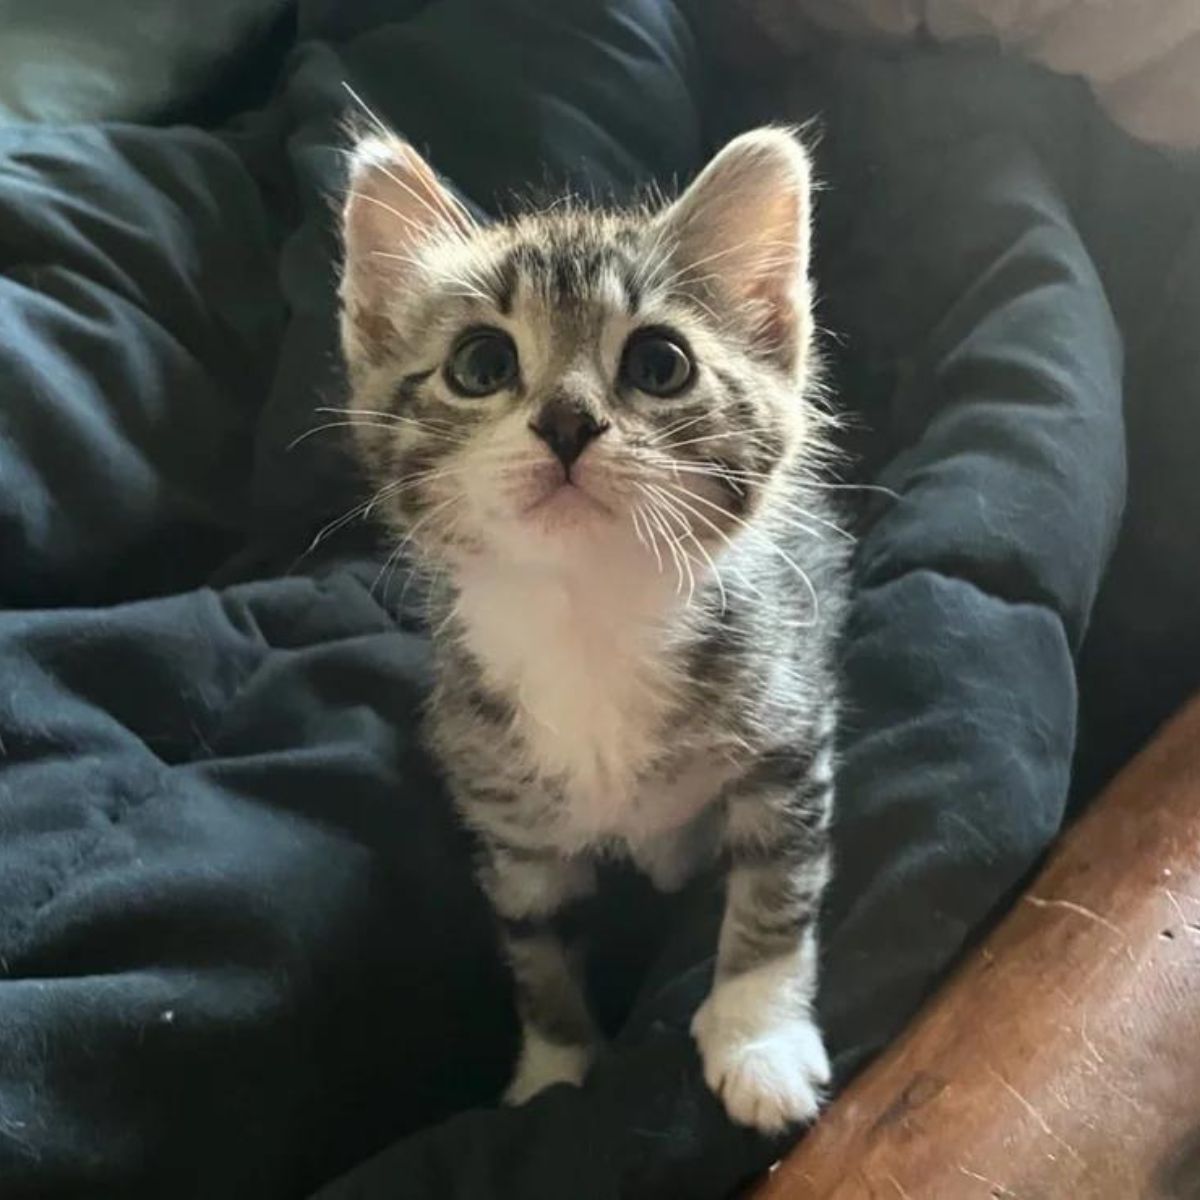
[
  {"xmin": 1163, "ymin": 888, "xmax": 1200, "ymax": 934},
  {"xmin": 1024, "ymin": 894, "xmax": 1137, "ymax": 963},
  {"xmin": 1025, "ymin": 894, "xmax": 1121, "ymax": 936},
  {"xmin": 958, "ymin": 1164, "xmax": 1018, "ymax": 1197},
  {"xmin": 987, "ymin": 1067, "xmax": 1085, "ymax": 1166},
  {"xmin": 1079, "ymin": 1017, "xmax": 1106, "ymax": 1067}
]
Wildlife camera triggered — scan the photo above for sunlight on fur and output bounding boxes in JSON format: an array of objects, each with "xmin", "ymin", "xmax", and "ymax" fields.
[{"xmin": 335, "ymin": 102, "xmax": 849, "ymax": 1135}]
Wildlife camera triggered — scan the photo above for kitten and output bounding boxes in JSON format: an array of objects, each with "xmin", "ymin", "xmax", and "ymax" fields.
[{"xmin": 337, "ymin": 126, "xmax": 847, "ymax": 1133}]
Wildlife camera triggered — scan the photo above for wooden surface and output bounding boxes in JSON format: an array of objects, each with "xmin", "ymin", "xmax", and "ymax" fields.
[{"xmin": 753, "ymin": 693, "xmax": 1200, "ymax": 1200}]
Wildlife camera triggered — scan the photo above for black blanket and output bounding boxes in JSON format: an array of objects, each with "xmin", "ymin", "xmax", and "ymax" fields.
[{"xmin": 1, "ymin": 2, "xmax": 1197, "ymax": 1197}]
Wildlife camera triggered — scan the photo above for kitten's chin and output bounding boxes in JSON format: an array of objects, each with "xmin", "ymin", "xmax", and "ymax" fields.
[{"xmin": 476, "ymin": 485, "xmax": 641, "ymax": 572}]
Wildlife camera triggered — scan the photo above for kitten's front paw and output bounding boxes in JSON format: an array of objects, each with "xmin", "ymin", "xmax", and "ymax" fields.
[
  {"xmin": 692, "ymin": 984, "xmax": 830, "ymax": 1133},
  {"xmin": 503, "ymin": 1027, "xmax": 594, "ymax": 1106}
]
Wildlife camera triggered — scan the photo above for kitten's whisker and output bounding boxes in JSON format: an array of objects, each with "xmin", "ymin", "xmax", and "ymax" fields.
[
  {"xmin": 308, "ymin": 460, "xmax": 478, "ymax": 564},
  {"xmin": 639, "ymin": 494, "xmax": 687, "ymax": 598},
  {"xmin": 378, "ymin": 540, "xmax": 410, "ymax": 604},
  {"xmin": 767, "ymin": 501, "xmax": 855, "ymax": 543},
  {"xmin": 665, "ymin": 464, "xmax": 855, "ymax": 542},
  {"xmin": 725, "ymin": 563, "xmax": 772, "ymax": 609},
  {"xmin": 631, "ymin": 505, "xmax": 664, "ymax": 573},
  {"xmin": 646, "ymin": 496, "xmax": 820, "ymax": 629},
  {"xmin": 306, "ymin": 480, "xmax": 406, "ymax": 555},
  {"xmin": 431, "ymin": 591, "xmax": 461, "ymax": 640},
  {"xmin": 636, "ymin": 484, "xmax": 701, "ymax": 607},
  {"xmin": 642, "ymin": 480, "xmax": 742, "ymax": 573},
  {"xmin": 643, "ymin": 503, "xmax": 683, "ymax": 596},
  {"xmin": 313, "ymin": 406, "xmax": 466, "ymax": 441},
  {"xmin": 396, "ymin": 506, "xmax": 465, "ymax": 608},
  {"xmin": 287, "ymin": 472, "xmax": 427, "ymax": 576},
  {"xmin": 628, "ymin": 504, "xmax": 650, "ymax": 553},
  {"xmin": 656, "ymin": 482, "xmax": 821, "ymax": 627},
  {"xmin": 287, "ymin": 419, "xmax": 429, "ymax": 450},
  {"xmin": 645, "ymin": 457, "xmax": 766, "ymax": 480},
  {"xmin": 642, "ymin": 520, "xmax": 665, "ymax": 578},
  {"xmin": 647, "ymin": 484, "xmax": 728, "ymax": 615},
  {"xmin": 645, "ymin": 457, "xmax": 804, "ymax": 490},
  {"xmin": 651, "ymin": 409, "xmax": 714, "ymax": 444},
  {"xmin": 656, "ymin": 427, "xmax": 780, "ymax": 453},
  {"xmin": 648, "ymin": 457, "xmax": 857, "ymax": 544},
  {"xmin": 816, "ymin": 481, "xmax": 902, "ymax": 501},
  {"xmin": 656, "ymin": 497, "xmax": 699, "ymax": 608},
  {"xmin": 371, "ymin": 492, "xmax": 463, "ymax": 599},
  {"xmin": 369, "ymin": 462, "xmax": 471, "ymax": 499}
]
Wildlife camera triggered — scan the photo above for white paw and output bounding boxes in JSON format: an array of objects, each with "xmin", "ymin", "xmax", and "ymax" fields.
[
  {"xmin": 503, "ymin": 1026, "xmax": 594, "ymax": 1106},
  {"xmin": 692, "ymin": 975, "xmax": 830, "ymax": 1133}
]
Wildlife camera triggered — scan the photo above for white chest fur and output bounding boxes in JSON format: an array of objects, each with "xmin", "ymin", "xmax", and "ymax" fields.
[{"xmin": 452, "ymin": 552, "xmax": 713, "ymax": 847}]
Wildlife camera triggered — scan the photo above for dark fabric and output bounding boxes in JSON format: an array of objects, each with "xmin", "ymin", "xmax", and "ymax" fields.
[{"xmin": 0, "ymin": 2, "xmax": 1195, "ymax": 1198}]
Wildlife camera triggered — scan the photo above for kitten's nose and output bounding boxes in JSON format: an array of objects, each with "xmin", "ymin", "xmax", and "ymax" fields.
[{"xmin": 529, "ymin": 400, "xmax": 608, "ymax": 470}]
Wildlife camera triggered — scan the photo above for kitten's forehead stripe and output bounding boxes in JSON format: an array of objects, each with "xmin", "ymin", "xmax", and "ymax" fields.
[
  {"xmin": 619, "ymin": 264, "xmax": 642, "ymax": 315},
  {"xmin": 551, "ymin": 248, "xmax": 575, "ymax": 303},
  {"xmin": 493, "ymin": 251, "xmax": 519, "ymax": 315},
  {"xmin": 503, "ymin": 233, "xmax": 641, "ymax": 315}
]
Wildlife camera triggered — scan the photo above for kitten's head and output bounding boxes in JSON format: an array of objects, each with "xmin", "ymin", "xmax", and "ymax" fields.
[{"xmin": 338, "ymin": 127, "xmax": 822, "ymax": 578}]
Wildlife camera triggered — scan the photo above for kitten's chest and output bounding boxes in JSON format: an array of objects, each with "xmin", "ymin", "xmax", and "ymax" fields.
[
  {"xmin": 498, "ymin": 610, "xmax": 669, "ymax": 804},
  {"xmin": 453, "ymin": 569, "xmax": 706, "ymax": 838}
]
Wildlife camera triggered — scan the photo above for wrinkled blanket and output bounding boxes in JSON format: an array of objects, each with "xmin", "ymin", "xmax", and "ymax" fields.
[{"xmin": 1, "ymin": 1, "xmax": 1196, "ymax": 1198}]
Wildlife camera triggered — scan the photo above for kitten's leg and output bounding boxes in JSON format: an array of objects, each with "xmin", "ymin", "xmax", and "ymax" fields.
[
  {"xmin": 480, "ymin": 845, "xmax": 599, "ymax": 1105},
  {"xmin": 692, "ymin": 726, "xmax": 835, "ymax": 1133}
]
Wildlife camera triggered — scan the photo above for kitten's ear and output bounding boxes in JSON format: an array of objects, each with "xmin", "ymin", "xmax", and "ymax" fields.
[
  {"xmin": 340, "ymin": 134, "xmax": 468, "ymax": 362},
  {"xmin": 658, "ymin": 128, "xmax": 812, "ymax": 375}
]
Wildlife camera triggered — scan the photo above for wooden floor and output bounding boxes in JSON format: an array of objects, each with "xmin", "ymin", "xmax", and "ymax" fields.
[{"xmin": 751, "ymin": 694, "xmax": 1200, "ymax": 1200}]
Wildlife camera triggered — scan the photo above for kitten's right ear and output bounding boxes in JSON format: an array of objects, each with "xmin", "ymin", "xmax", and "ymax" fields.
[
  {"xmin": 340, "ymin": 134, "xmax": 469, "ymax": 363},
  {"xmin": 656, "ymin": 128, "xmax": 813, "ymax": 377}
]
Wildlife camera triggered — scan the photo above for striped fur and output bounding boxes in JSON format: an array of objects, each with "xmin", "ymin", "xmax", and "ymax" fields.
[{"xmin": 338, "ymin": 127, "xmax": 848, "ymax": 1132}]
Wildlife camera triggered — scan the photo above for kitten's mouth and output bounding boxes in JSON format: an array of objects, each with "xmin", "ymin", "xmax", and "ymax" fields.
[{"xmin": 523, "ymin": 480, "xmax": 613, "ymax": 521}]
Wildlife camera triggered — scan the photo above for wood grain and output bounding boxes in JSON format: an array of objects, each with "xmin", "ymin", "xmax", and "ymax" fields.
[{"xmin": 752, "ymin": 693, "xmax": 1200, "ymax": 1200}]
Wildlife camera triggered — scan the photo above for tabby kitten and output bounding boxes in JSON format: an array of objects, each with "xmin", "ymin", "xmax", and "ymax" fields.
[{"xmin": 337, "ymin": 126, "xmax": 847, "ymax": 1133}]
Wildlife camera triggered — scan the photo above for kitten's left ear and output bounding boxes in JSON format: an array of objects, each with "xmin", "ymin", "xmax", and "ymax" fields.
[
  {"xmin": 657, "ymin": 128, "xmax": 813, "ymax": 376},
  {"xmin": 340, "ymin": 133, "xmax": 470, "ymax": 363}
]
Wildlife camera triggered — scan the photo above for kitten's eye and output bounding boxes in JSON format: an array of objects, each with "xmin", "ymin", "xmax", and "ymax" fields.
[
  {"xmin": 445, "ymin": 329, "xmax": 519, "ymax": 397},
  {"xmin": 621, "ymin": 330, "xmax": 694, "ymax": 397}
]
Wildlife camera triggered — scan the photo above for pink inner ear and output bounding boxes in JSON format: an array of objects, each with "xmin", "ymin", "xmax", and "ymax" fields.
[
  {"xmin": 743, "ymin": 189, "xmax": 805, "ymax": 371},
  {"xmin": 346, "ymin": 137, "xmax": 473, "ymax": 256},
  {"xmin": 340, "ymin": 136, "xmax": 468, "ymax": 362},
  {"xmin": 660, "ymin": 131, "xmax": 812, "ymax": 376},
  {"xmin": 747, "ymin": 278, "xmax": 800, "ymax": 369}
]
